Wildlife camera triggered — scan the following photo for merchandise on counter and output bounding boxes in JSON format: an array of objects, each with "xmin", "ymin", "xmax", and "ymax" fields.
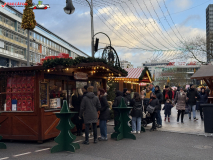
[
  {"xmin": 7, "ymin": 77, "xmax": 12, "ymax": 88},
  {"xmin": 6, "ymin": 88, "xmax": 11, "ymax": 93},
  {"xmin": 12, "ymin": 100, "xmax": 17, "ymax": 111},
  {"xmin": 11, "ymin": 77, "xmax": 17, "ymax": 88},
  {"xmin": 22, "ymin": 100, "xmax": 27, "ymax": 111},
  {"xmin": 6, "ymin": 100, "xmax": 11, "ymax": 111},
  {"xmin": 17, "ymin": 77, "xmax": 22, "ymax": 88},
  {"xmin": 17, "ymin": 100, "xmax": 22, "ymax": 111},
  {"xmin": 26, "ymin": 100, "xmax": 33, "ymax": 111},
  {"xmin": 22, "ymin": 77, "xmax": 27, "ymax": 88}
]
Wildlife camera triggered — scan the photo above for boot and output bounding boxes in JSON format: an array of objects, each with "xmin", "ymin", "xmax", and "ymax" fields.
[
  {"xmin": 164, "ymin": 117, "xmax": 166, "ymax": 121},
  {"xmin": 168, "ymin": 118, "xmax": 170, "ymax": 122}
]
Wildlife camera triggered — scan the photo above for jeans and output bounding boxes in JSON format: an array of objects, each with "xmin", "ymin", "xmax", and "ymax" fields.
[
  {"xmin": 156, "ymin": 110, "xmax": 162, "ymax": 125},
  {"xmin": 165, "ymin": 113, "xmax": 170, "ymax": 118},
  {"xmin": 85, "ymin": 123, "xmax": 97, "ymax": 142},
  {"xmin": 188, "ymin": 105, "xmax": 196, "ymax": 119},
  {"xmin": 99, "ymin": 120, "xmax": 107, "ymax": 138},
  {"xmin": 177, "ymin": 110, "xmax": 185, "ymax": 121},
  {"xmin": 132, "ymin": 117, "xmax": 141, "ymax": 132}
]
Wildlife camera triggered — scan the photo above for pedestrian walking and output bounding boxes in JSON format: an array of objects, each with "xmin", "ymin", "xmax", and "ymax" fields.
[
  {"xmin": 155, "ymin": 86, "xmax": 163, "ymax": 128},
  {"xmin": 148, "ymin": 93, "xmax": 160, "ymax": 132},
  {"xmin": 130, "ymin": 92, "xmax": 143, "ymax": 134},
  {"xmin": 163, "ymin": 99, "xmax": 173, "ymax": 122},
  {"xmin": 97, "ymin": 89, "xmax": 110, "ymax": 141},
  {"xmin": 197, "ymin": 87, "xmax": 208, "ymax": 121},
  {"xmin": 187, "ymin": 84, "xmax": 198, "ymax": 121},
  {"xmin": 79, "ymin": 86, "xmax": 101, "ymax": 145},
  {"xmin": 174, "ymin": 88, "xmax": 187, "ymax": 123}
]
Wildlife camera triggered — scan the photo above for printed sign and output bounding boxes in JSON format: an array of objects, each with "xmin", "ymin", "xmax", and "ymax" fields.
[{"xmin": 74, "ymin": 72, "xmax": 88, "ymax": 80}]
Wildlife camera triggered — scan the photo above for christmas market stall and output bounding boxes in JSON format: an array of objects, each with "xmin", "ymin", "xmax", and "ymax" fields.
[
  {"xmin": 0, "ymin": 54, "xmax": 127, "ymax": 143},
  {"xmin": 111, "ymin": 67, "xmax": 152, "ymax": 93},
  {"xmin": 191, "ymin": 65, "xmax": 213, "ymax": 103}
]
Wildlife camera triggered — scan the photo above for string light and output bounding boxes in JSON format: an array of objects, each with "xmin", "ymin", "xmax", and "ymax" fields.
[
  {"xmin": 66, "ymin": 68, "xmax": 69, "ymax": 71},
  {"xmin": 47, "ymin": 69, "xmax": 50, "ymax": 72}
]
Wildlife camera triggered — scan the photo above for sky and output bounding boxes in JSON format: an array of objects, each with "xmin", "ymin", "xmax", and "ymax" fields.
[{"xmin": 5, "ymin": 0, "xmax": 210, "ymax": 67}]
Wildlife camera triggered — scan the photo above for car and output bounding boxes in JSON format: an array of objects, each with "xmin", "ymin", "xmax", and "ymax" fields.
[{"xmin": 29, "ymin": 4, "xmax": 50, "ymax": 9}]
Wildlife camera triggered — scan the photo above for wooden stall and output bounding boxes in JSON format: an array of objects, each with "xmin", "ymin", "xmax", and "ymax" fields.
[
  {"xmin": 0, "ymin": 59, "xmax": 126, "ymax": 143},
  {"xmin": 111, "ymin": 68, "xmax": 152, "ymax": 93},
  {"xmin": 191, "ymin": 65, "xmax": 213, "ymax": 103}
]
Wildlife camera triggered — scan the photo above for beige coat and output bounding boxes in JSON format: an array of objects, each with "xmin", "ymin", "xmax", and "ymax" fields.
[{"xmin": 174, "ymin": 91, "xmax": 187, "ymax": 110}]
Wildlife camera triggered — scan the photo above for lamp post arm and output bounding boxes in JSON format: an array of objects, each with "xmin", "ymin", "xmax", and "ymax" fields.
[
  {"xmin": 93, "ymin": 32, "xmax": 112, "ymax": 48},
  {"xmin": 85, "ymin": 0, "xmax": 92, "ymax": 11}
]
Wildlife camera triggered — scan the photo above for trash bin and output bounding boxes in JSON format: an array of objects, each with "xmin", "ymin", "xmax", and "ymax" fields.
[{"xmin": 201, "ymin": 104, "xmax": 213, "ymax": 133}]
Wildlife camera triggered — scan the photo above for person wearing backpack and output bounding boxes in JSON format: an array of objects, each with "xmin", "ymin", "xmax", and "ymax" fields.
[{"xmin": 130, "ymin": 92, "xmax": 143, "ymax": 134}]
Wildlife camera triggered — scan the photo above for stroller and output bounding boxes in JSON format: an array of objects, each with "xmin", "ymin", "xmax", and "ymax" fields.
[{"xmin": 141, "ymin": 98, "xmax": 157, "ymax": 127}]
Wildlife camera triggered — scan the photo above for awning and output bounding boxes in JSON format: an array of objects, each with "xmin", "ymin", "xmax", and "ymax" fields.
[
  {"xmin": 120, "ymin": 68, "xmax": 143, "ymax": 79},
  {"xmin": 191, "ymin": 65, "xmax": 213, "ymax": 80}
]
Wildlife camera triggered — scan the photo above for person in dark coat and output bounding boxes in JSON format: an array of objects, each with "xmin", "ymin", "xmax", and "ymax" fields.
[
  {"xmin": 112, "ymin": 91, "xmax": 127, "ymax": 126},
  {"xmin": 163, "ymin": 99, "xmax": 173, "ymax": 122},
  {"xmin": 82, "ymin": 85, "xmax": 88, "ymax": 97},
  {"xmin": 72, "ymin": 89, "xmax": 83, "ymax": 136},
  {"xmin": 206, "ymin": 86, "xmax": 210, "ymax": 97},
  {"xmin": 148, "ymin": 93, "xmax": 160, "ymax": 132},
  {"xmin": 123, "ymin": 88, "xmax": 131, "ymax": 105},
  {"xmin": 198, "ymin": 87, "xmax": 208, "ymax": 120},
  {"xmin": 97, "ymin": 89, "xmax": 110, "ymax": 141},
  {"xmin": 163, "ymin": 86, "xmax": 173, "ymax": 103},
  {"xmin": 79, "ymin": 86, "xmax": 101, "ymax": 145},
  {"xmin": 187, "ymin": 84, "xmax": 198, "ymax": 121},
  {"xmin": 130, "ymin": 92, "xmax": 142, "ymax": 134},
  {"xmin": 155, "ymin": 86, "xmax": 163, "ymax": 128}
]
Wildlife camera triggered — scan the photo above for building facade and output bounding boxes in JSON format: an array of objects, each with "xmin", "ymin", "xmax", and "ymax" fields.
[
  {"xmin": 120, "ymin": 60, "xmax": 133, "ymax": 69},
  {"xmin": 0, "ymin": 0, "xmax": 88, "ymax": 67},
  {"xmin": 206, "ymin": 4, "xmax": 213, "ymax": 62}
]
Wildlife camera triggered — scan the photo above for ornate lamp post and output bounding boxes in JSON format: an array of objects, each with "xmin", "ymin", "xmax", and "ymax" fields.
[{"xmin": 64, "ymin": 0, "xmax": 95, "ymax": 57}]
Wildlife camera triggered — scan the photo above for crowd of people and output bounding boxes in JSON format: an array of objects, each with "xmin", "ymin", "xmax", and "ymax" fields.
[{"xmin": 71, "ymin": 83, "xmax": 210, "ymax": 145}]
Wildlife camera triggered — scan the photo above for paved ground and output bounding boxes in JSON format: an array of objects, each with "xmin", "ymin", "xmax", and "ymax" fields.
[
  {"xmin": 1, "ymin": 126, "xmax": 213, "ymax": 160},
  {"xmin": 108, "ymin": 107, "xmax": 207, "ymax": 136}
]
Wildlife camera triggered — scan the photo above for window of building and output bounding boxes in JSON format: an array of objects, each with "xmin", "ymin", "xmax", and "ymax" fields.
[
  {"xmin": 11, "ymin": 59, "xmax": 18, "ymax": 67},
  {"xmin": 0, "ymin": 57, "xmax": 9, "ymax": 67}
]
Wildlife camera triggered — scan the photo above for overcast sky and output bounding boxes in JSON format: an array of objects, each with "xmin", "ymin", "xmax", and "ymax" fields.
[{"xmin": 7, "ymin": 0, "xmax": 208, "ymax": 67}]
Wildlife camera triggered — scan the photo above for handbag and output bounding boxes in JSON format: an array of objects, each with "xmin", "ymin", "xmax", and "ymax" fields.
[{"xmin": 146, "ymin": 105, "xmax": 155, "ymax": 113}]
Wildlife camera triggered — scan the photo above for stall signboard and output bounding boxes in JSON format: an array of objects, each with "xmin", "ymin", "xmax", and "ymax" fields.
[
  {"xmin": 76, "ymin": 81, "xmax": 87, "ymax": 89},
  {"xmin": 74, "ymin": 72, "xmax": 88, "ymax": 80}
]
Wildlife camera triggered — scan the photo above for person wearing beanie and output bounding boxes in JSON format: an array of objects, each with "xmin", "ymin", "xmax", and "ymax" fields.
[
  {"xmin": 155, "ymin": 85, "xmax": 163, "ymax": 128},
  {"xmin": 97, "ymin": 88, "xmax": 110, "ymax": 141},
  {"xmin": 187, "ymin": 84, "xmax": 198, "ymax": 121},
  {"xmin": 123, "ymin": 88, "xmax": 131, "ymax": 104},
  {"xmin": 197, "ymin": 87, "xmax": 208, "ymax": 120}
]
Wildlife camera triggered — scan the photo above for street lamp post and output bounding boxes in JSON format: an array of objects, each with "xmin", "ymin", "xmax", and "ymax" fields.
[{"xmin": 64, "ymin": 0, "xmax": 95, "ymax": 58}]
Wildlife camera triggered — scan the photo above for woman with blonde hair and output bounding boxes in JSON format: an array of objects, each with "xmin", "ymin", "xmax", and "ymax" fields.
[{"xmin": 72, "ymin": 88, "xmax": 83, "ymax": 136}]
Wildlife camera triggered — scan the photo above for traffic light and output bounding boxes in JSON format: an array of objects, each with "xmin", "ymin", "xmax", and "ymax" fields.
[{"xmin": 94, "ymin": 38, "xmax": 99, "ymax": 52}]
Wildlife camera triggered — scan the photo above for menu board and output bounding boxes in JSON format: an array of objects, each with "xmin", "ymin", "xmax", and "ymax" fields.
[{"xmin": 40, "ymin": 82, "xmax": 48, "ymax": 107}]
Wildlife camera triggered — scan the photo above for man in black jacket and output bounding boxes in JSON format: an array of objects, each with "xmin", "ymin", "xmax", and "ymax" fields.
[
  {"xmin": 155, "ymin": 86, "xmax": 163, "ymax": 128},
  {"xmin": 187, "ymin": 84, "xmax": 198, "ymax": 121},
  {"xmin": 123, "ymin": 88, "xmax": 131, "ymax": 105}
]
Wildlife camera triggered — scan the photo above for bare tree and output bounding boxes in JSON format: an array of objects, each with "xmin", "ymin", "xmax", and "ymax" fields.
[{"xmin": 180, "ymin": 36, "xmax": 207, "ymax": 64}]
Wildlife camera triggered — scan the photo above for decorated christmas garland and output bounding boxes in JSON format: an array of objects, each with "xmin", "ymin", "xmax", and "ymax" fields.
[
  {"xmin": 43, "ymin": 57, "xmax": 128, "ymax": 75},
  {"xmin": 139, "ymin": 67, "xmax": 153, "ymax": 81}
]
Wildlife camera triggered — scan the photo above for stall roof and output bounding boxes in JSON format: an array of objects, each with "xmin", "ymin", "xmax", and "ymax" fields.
[
  {"xmin": 191, "ymin": 65, "xmax": 213, "ymax": 80},
  {"xmin": 120, "ymin": 68, "xmax": 143, "ymax": 78}
]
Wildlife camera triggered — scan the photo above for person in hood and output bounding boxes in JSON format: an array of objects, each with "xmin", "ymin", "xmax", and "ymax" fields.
[
  {"xmin": 187, "ymin": 84, "xmax": 198, "ymax": 121},
  {"xmin": 112, "ymin": 91, "xmax": 128, "ymax": 126},
  {"xmin": 97, "ymin": 89, "xmax": 110, "ymax": 141},
  {"xmin": 79, "ymin": 86, "xmax": 101, "ymax": 145},
  {"xmin": 148, "ymin": 92, "xmax": 160, "ymax": 132},
  {"xmin": 198, "ymin": 87, "xmax": 208, "ymax": 120},
  {"xmin": 155, "ymin": 86, "xmax": 163, "ymax": 128},
  {"xmin": 123, "ymin": 88, "xmax": 131, "ymax": 105}
]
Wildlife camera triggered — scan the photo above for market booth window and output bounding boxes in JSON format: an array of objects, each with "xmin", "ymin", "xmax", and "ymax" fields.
[{"xmin": 0, "ymin": 75, "xmax": 35, "ymax": 111}]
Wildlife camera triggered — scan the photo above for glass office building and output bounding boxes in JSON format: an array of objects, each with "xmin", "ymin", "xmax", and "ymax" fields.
[
  {"xmin": 206, "ymin": 4, "xmax": 213, "ymax": 62},
  {"xmin": 0, "ymin": 0, "xmax": 88, "ymax": 67}
]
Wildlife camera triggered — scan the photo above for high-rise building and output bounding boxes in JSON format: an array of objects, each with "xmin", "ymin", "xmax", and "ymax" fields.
[
  {"xmin": 120, "ymin": 60, "xmax": 133, "ymax": 69},
  {"xmin": 0, "ymin": 0, "xmax": 88, "ymax": 67},
  {"xmin": 206, "ymin": 4, "xmax": 213, "ymax": 62}
]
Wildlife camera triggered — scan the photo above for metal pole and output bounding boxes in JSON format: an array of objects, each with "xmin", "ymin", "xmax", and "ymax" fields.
[
  {"xmin": 91, "ymin": 0, "xmax": 94, "ymax": 58},
  {"xmin": 27, "ymin": 29, "xmax": 30, "ymax": 66}
]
